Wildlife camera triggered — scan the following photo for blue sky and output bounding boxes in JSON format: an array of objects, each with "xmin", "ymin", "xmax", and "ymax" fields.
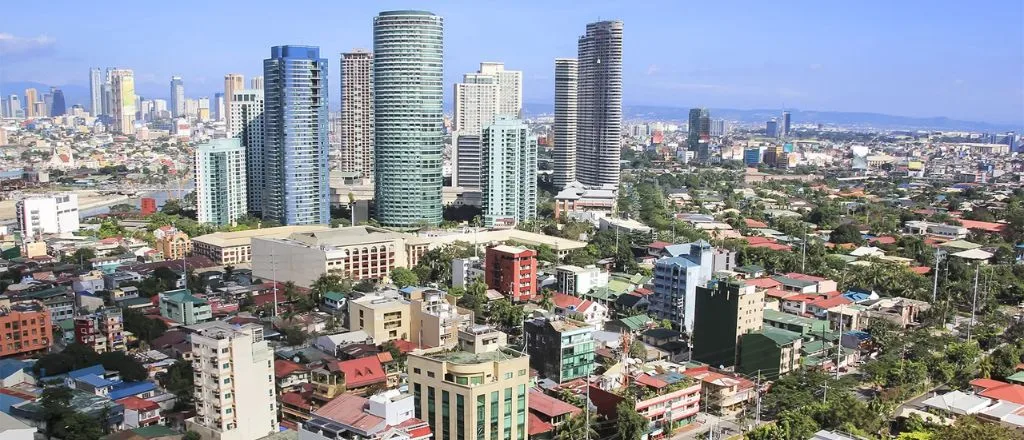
[{"xmin": 1, "ymin": 0, "xmax": 1022, "ymax": 124}]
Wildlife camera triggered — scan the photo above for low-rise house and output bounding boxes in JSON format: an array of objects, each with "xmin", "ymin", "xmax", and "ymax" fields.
[
  {"xmin": 313, "ymin": 330, "xmax": 371, "ymax": 357},
  {"xmin": 861, "ymin": 297, "xmax": 931, "ymax": 328},
  {"xmin": 737, "ymin": 327, "xmax": 803, "ymax": 377},
  {"xmin": 298, "ymin": 390, "xmax": 432, "ymax": 440},
  {"xmin": 159, "ymin": 289, "xmax": 212, "ymax": 325},
  {"xmin": 683, "ymin": 366, "xmax": 756, "ymax": 414},
  {"xmin": 551, "ymin": 293, "xmax": 609, "ymax": 327},
  {"xmin": 275, "ymin": 359, "xmax": 310, "ymax": 393},
  {"xmin": 527, "ymin": 389, "xmax": 582, "ymax": 439},
  {"xmin": 589, "ymin": 374, "xmax": 702, "ymax": 436},
  {"xmin": 117, "ymin": 396, "xmax": 163, "ymax": 428}
]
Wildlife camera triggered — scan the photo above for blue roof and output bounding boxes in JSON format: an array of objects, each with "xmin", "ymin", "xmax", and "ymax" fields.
[
  {"xmin": 0, "ymin": 359, "xmax": 28, "ymax": 380},
  {"xmin": 77, "ymin": 374, "xmax": 116, "ymax": 388},
  {"xmin": 655, "ymin": 371, "xmax": 688, "ymax": 385},
  {"xmin": 0, "ymin": 394, "xmax": 26, "ymax": 414},
  {"xmin": 108, "ymin": 381, "xmax": 157, "ymax": 400},
  {"xmin": 842, "ymin": 291, "xmax": 872, "ymax": 302},
  {"xmin": 67, "ymin": 364, "xmax": 106, "ymax": 380},
  {"xmin": 845, "ymin": 330, "xmax": 871, "ymax": 341},
  {"xmin": 656, "ymin": 256, "xmax": 699, "ymax": 268}
]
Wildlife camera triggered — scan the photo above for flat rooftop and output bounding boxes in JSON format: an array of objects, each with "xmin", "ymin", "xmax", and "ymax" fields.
[
  {"xmin": 424, "ymin": 347, "xmax": 525, "ymax": 365},
  {"xmin": 192, "ymin": 225, "xmax": 332, "ymax": 248}
]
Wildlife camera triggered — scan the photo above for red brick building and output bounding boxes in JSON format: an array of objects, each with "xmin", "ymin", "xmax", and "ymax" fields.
[
  {"xmin": 140, "ymin": 198, "xmax": 157, "ymax": 216},
  {"xmin": 0, "ymin": 301, "xmax": 51, "ymax": 358},
  {"xmin": 485, "ymin": 245, "xmax": 537, "ymax": 302}
]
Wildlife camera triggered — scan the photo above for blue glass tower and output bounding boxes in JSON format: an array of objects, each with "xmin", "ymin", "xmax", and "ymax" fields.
[
  {"xmin": 50, "ymin": 89, "xmax": 66, "ymax": 117},
  {"xmin": 262, "ymin": 45, "xmax": 329, "ymax": 225}
]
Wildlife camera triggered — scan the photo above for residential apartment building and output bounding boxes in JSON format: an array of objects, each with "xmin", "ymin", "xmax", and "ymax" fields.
[
  {"xmin": 250, "ymin": 226, "xmax": 429, "ymax": 287},
  {"xmin": 555, "ymin": 264, "xmax": 609, "ymax": 295},
  {"xmin": 299, "ymin": 390, "xmax": 432, "ymax": 440},
  {"xmin": 373, "ymin": 11, "xmax": 444, "ymax": 227},
  {"xmin": 339, "ymin": 50, "xmax": 374, "ymax": 181},
  {"xmin": 16, "ymin": 194, "xmax": 79, "ymax": 237},
  {"xmin": 109, "ymin": 69, "xmax": 136, "ymax": 134},
  {"xmin": 195, "ymin": 139, "xmax": 248, "ymax": 226},
  {"xmin": 0, "ymin": 301, "xmax": 51, "ymax": 358},
  {"xmin": 524, "ymin": 317, "xmax": 595, "ymax": 383},
  {"xmin": 348, "ymin": 290, "xmax": 411, "ymax": 344},
  {"xmin": 453, "ymin": 62, "xmax": 523, "ymax": 190},
  {"xmin": 651, "ymin": 241, "xmax": 736, "ymax": 332},
  {"xmin": 156, "ymin": 230, "xmax": 192, "ymax": 260},
  {"xmin": 410, "ymin": 289, "xmax": 474, "ymax": 349},
  {"xmin": 691, "ymin": 280, "xmax": 764, "ymax": 368},
  {"xmin": 452, "ymin": 257, "xmax": 483, "ymax": 288},
  {"xmin": 407, "ymin": 339, "xmax": 529, "ymax": 440},
  {"xmin": 263, "ymin": 45, "xmax": 330, "ymax": 225},
  {"xmin": 228, "ymin": 89, "xmax": 265, "ymax": 216},
  {"xmin": 575, "ymin": 20, "xmax": 623, "ymax": 187},
  {"xmin": 480, "ymin": 116, "xmax": 537, "ymax": 227},
  {"xmin": 73, "ymin": 307, "xmax": 125, "ymax": 353},
  {"xmin": 223, "ymin": 74, "xmax": 244, "ymax": 132},
  {"xmin": 160, "ymin": 289, "xmax": 213, "ymax": 325},
  {"xmin": 552, "ymin": 58, "xmax": 578, "ymax": 189},
  {"xmin": 683, "ymin": 366, "xmax": 756, "ymax": 414},
  {"xmin": 737, "ymin": 326, "xmax": 803, "ymax": 377},
  {"xmin": 903, "ymin": 220, "xmax": 968, "ymax": 240},
  {"xmin": 192, "ymin": 225, "xmax": 331, "ymax": 265},
  {"xmin": 186, "ymin": 321, "xmax": 277, "ymax": 440},
  {"xmin": 590, "ymin": 377, "xmax": 702, "ymax": 434},
  {"xmin": 484, "ymin": 245, "xmax": 537, "ymax": 302}
]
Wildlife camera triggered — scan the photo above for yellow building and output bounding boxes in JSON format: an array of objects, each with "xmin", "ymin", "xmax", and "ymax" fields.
[
  {"xmin": 157, "ymin": 231, "xmax": 192, "ymax": 260},
  {"xmin": 348, "ymin": 291, "xmax": 410, "ymax": 343},
  {"xmin": 407, "ymin": 328, "xmax": 529, "ymax": 440},
  {"xmin": 410, "ymin": 289, "xmax": 474, "ymax": 349},
  {"xmin": 191, "ymin": 225, "xmax": 332, "ymax": 265},
  {"xmin": 24, "ymin": 89, "xmax": 38, "ymax": 118}
]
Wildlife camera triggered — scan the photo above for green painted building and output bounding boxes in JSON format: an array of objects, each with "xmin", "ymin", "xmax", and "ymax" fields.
[
  {"xmin": 159, "ymin": 289, "xmax": 212, "ymax": 325},
  {"xmin": 692, "ymin": 280, "xmax": 763, "ymax": 368},
  {"xmin": 737, "ymin": 327, "xmax": 803, "ymax": 377},
  {"xmin": 763, "ymin": 309, "xmax": 830, "ymax": 337},
  {"xmin": 524, "ymin": 317, "xmax": 595, "ymax": 383}
]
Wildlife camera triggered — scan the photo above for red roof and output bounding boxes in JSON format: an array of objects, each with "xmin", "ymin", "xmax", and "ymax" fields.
[
  {"xmin": 274, "ymin": 359, "xmax": 307, "ymax": 379},
  {"xmin": 808, "ymin": 295, "xmax": 852, "ymax": 309},
  {"xmin": 763, "ymin": 288, "xmax": 792, "ymax": 299},
  {"xmin": 315, "ymin": 393, "xmax": 381, "ymax": 429},
  {"xmin": 743, "ymin": 236, "xmax": 777, "ymax": 245},
  {"xmin": 744, "ymin": 218, "xmax": 768, "ymax": 228},
  {"xmin": 785, "ymin": 273, "xmax": 827, "ymax": 282},
  {"xmin": 280, "ymin": 391, "xmax": 315, "ymax": 410},
  {"xmin": 528, "ymin": 412, "xmax": 554, "ymax": 436},
  {"xmin": 750, "ymin": 242, "xmax": 792, "ymax": 251},
  {"xmin": 391, "ymin": 339, "xmax": 417, "ymax": 353},
  {"xmin": 909, "ymin": 266, "xmax": 931, "ymax": 275},
  {"xmin": 868, "ymin": 236, "xmax": 897, "ymax": 245},
  {"xmin": 633, "ymin": 288, "xmax": 653, "ymax": 296},
  {"xmin": 529, "ymin": 390, "xmax": 582, "ymax": 418},
  {"xmin": 553, "ymin": 293, "xmax": 594, "ymax": 314},
  {"xmin": 376, "ymin": 351, "xmax": 394, "ymax": 364},
  {"xmin": 648, "ymin": 241, "xmax": 672, "ymax": 250},
  {"xmin": 784, "ymin": 294, "xmax": 818, "ymax": 304},
  {"xmin": 973, "ymin": 380, "xmax": 1024, "ymax": 405},
  {"xmin": 634, "ymin": 373, "xmax": 668, "ymax": 389},
  {"xmin": 335, "ymin": 356, "xmax": 387, "ymax": 388},
  {"xmin": 958, "ymin": 219, "xmax": 1006, "ymax": 233},
  {"xmin": 116, "ymin": 396, "xmax": 159, "ymax": 412},
  {"xmin": 745, "ymin": 278, "xmax": 782, "ymax": 289}
]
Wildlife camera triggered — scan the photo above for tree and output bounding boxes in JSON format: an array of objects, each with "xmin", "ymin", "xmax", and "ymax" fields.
[
  {"xmin": 281, "ymin": 326, "xmax": 309, "ymax": 346},
  {"xmin": 555, "ymin": 411, "xmax": 599, "ymax": 440},
  {"xmin": 355, "ymin": 279, "xmax": 376, "ymax": 293},
  {"xmin": 829, "ymin": 223, "xmax": 863, "ymax": 244},
  {"xmin": 161, "ymin": 199, "xmax": 183, "ymax": 215},
  {"xmin": 616, "ymin": 400, "xmax": 648, "ymax": 440},
  {"xmin": 159, "ymin": 360, "xmax": 195, "ymax": 410},
  {"xmin": 99, "ymin": 351, "xmax": 148, "ymax": 382},
  {"xmin": 40, "ymin": 386, "xmax": 73, "ymax": 439},
  {"xmin": 390, "ymin": 267, "xmax": 419, "ymax": 288},
  {"xmin": 64, "ymin": 247, "xmax": 97, "ymax": 267},
  {"xmin": 539, "ymin": 290, "xmax": 554, "ymax": 311},
  {"xmin": 310, "ymin": 273, "xmax": 348, "ymax": 303},
  {"xmin": 123, "ymin": 307, "xmax": 167, "ymax": 343},
  {"xmin": 936, "ymin": 415, "xmax": 1019, "ymax": 440},
  {"xmin": 629, "ymin": 340, "xmax": 647, "ymax": 359},
  {"xmin": 56, "ymin": 412, "xmax": 104, "ymax": 440},
  {"xmin": 183, "ymin": 432, "xmax": 202, "ymax": 440}
]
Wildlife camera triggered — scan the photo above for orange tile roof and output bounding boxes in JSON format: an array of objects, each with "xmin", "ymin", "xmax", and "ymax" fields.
[
  {"xmin": 274, "ymin": 359, "xmax": 307, "ymax": 379},
  {"xmin": 744, "ymin": 218, "xmax": 769, "ymax": 228},
  {"xmin": 746, "ymin": 278, "xmax": 783, "ymax": 289},
  {"xmin": 116, "ymin": 396, "xmax": 159, "ymax": 412},
  {"xmin": 335, "ymin": 356, "xmax": 386, "ymax": 388},
  {"xmin": 553, "ymin": 293, "xmax": 595, "ymax": 314},
  {"xmin": 977, "ymin": 382, "xmax": 1024, "ymax": 405},
  {"xmin": 529, "ymin": 390, "xmax": 582, "ymax": 418},
  {"xmin": 958, "ymin": 219, "xmax": 1006, "ymax": 233}
]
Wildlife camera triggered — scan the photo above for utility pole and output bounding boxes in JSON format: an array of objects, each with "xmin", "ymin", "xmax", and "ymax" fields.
[
  {"xmin": 931, "ymin": 248, "xmax": 941, "ymax": 303},
  {"xmin": 968, "ymin": 263, "xmax": 980, "ymax": 342},
  {"xmin": 836, "ymin": 306, "xmax": 844, "ymax": 381},
  {"xmin": 755, "ymin": 371, "xmax": 762, "ymax": 426},
  {"xmin": 801, "ymin": 224, "xmax": 807, "ymax": 273}
]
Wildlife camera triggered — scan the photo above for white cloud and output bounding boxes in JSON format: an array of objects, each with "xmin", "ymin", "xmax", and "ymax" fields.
[
  {"xmin": 646, "ymin": 64, "xmax": 660, "ymax": 75},
  {"xmin": 0, "ymin": 33, "xmax": 56, "ymax": 55}
]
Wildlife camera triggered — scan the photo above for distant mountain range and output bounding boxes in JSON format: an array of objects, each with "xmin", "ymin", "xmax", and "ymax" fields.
[
  {"xmin": 522, "ymin": 103, "xmax": 1021, "ymax": 133},
  {"xmin": 3, "ymin": 80, "xmax": 1017, "ymax": 133}
]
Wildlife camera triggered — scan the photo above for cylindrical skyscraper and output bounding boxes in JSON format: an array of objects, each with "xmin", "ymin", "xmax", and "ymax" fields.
[
  {"xmin": 575, "ymin": 20, "xmax": 623, "ymax": 187},
  {"xmin": 263, "ymin": 45, "xmax": 330, "ymax": 225},
  {"xmin": 553, "ymin": 58, "xmax": 578, "ymax": 189},
  {"xmin": 89, "ymin": 68, "xmax": 102, "ymax": 117},
  {"xmin": 373, "ymin": 10, "xmax": 444, "ymax": 228},
  {"xmin": 170, "ymin": 76, "xmax": 185, "ymax": 118}
]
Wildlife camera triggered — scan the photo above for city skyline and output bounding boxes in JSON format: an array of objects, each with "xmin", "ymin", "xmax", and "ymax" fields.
[{"xmin": 1, "ymin": 1, "xmax": 1021, "ymax": 125}]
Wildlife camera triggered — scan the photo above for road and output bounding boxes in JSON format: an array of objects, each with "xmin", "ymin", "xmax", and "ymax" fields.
[{"xmin": 672, "ymin": 413, "xmax": 748, "ymax": 439}]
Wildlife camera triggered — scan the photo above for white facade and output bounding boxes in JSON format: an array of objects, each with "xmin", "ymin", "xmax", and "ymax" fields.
[
  {"xmin": 452, "ymin": 257, "xmax": 483, "ymax": 288},
  {"xmin": 89, "ymin": 68, "xmax": 103, "ymax": 117},
  {"xmin": 453, "ymin": 62, "xmax": 523, "ymax": 189},
  {"xmin": 480, "ymin": 62, "xmax": 523, "ymax": 118},
  {"xmin": 109, "ymin": 69, "xmax": 136, "ymax": 135},
  {"xmin": 555, "ymin": 265, "xmax": 609, "ymax": 295},
  {"xmin": 553, "ymin": 58, "xmax": 578, "ymax": 189},
  {"xmin": 228, "ymin": 89, "xmax": 265, "ymax": 215},
  {"xmin": 195, "ymin": 139, "xmax": 247, "ymax": 226},
  {"xmin": 340, "ymin": 50, "xmax": 374, "ymax": 181},
  {"xmin": 186, "ymin": 322, "xmax": 277, "ymax": 440},
  {"xmin": 170, "ymin": 76, "xmax": 185, "ymax": 118},
  {"xmin": 16, "ymin": 194, "xmax": 79, "ymax": 237}
]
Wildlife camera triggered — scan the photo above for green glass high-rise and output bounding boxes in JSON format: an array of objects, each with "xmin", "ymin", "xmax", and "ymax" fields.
[{"xmin": 373, "ymin": 10, "xmax": 444, "ymax": 227}]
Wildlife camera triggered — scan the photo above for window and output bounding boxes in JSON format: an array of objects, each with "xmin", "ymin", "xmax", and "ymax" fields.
[
  {"xmin": 413, "ymin": 383, "xmax": 422, "ymax": 419},
  {"xmin": 442, "ymin": 391, "xmax": 450, "ymax": 440},
  {"xmin": 223, "ymin": 378, "xmax": 231, "ymax": 384},
  {"xmin": 504, "ymin": 372, "xmax": 513, "ymax": 379},
  {"xmin": 457, "ymin": 394, "xmax": 465, "ymax": 440},
  {"xmin": 427, "ymin": 387, "xmax": 436, "ymax": 432},
  {"xmin": 413, "ymin": 368, "xmax": 421, "ymax": 375}
]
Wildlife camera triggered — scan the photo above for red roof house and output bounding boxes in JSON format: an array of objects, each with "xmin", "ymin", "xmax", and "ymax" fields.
[{"xmin": 333, "ymin": 356, "xmax": 387, "ymax": 389}]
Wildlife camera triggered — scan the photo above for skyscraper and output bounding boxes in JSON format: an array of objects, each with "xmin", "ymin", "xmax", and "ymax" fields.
[
  {"xmin": 110, "ymin": 69, "xmax": 136, "ymax": 134},
  {"xmin": 229, "ymin": 89, "xmax": 265, "ymax": 216},
  {"xmin": 373, "ymin": 10, "xmax": 444, "ymax": 227},
  {"xmin": 687, "ymin": 108, "xmax": 701, "ymax": 151},
  {"xmin": 766, "ymin": 119, "xmax": 778, "ymax": 138},
  {"xmin": 263, "ymin": 45, "xmax": 329, "ymax": 225},
  {"xmin": 170, "ymin": 76, "xmax": 185, "ymax": 118},
  {"xmin": 340, "ymin": 50, "xmax": 374, "ymax": 181},
  {"xmin": 481, "ymin": 116, "xmax": 538, "ymax": 227},
  {"xmin": 552, "ymin": 58, "xmax": 578, "ymax": 189},
  {"xmin": 24, "ymin": 89, "xmax": 38, "ymax": 118},
  {"xmin": 575, "ymin": 20, "xmax": 623, "ymax": 187},
  {"xmin": 5, "ymin": 95, "xmax": 21, "ymax": 118},
  {"xmin": 224, "ymin": 73, "xmax": 244, "ymax": 132},
  {"xmin": 453, "ymin": 65, "xmax": 498, "ymax": 189},
  {"xmin": 249, "ymin": 75, "xmax": 264, "ymax": 90},
  {"xmin": 692, "ymin": 280, "xmax": 764, "ymax": 368},
  {"xmin": 195, "ymin": 138, "xmax": 248, "ymax": 226},
  {"xmin": 699, "ymin": 108, "xmax": 711, "ymax": 140},
  {"xmin": 782, "ymin": 110, "xmax": 792, "ymax": 137},
  {"xmin": 50, "ymin": 89, "xmax": 66, "ymax": 117},
  {"xmin": 213, "ymin": 92, "xmax": 225, "ymax": 121},
  {"xmin": 89, "ymin": 68, "xmax": 102, "ymax": 116},
  {"xmin": 43, "ymin": 90, "xmax": 53, "ymax": 117}
]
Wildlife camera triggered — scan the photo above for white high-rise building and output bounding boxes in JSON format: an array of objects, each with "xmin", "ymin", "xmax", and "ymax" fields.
[
  {"xmin": 185, "ymin": 99, "xmax": 199, "ymax": 120},
  {"xmin": 16, "ymin": 194, "xmax": 80, "ymax": 237},
  {"xmin": 340, "ymin": 50, "xmax": 374, "ymax": 181},
  {"xmin": 224, "ymin": 74, "xmax": 244, "ymax": 132},
  {"xmin": 195, "ymin": 139, "xmax": 247, "ymax": 226},
  {"xmin": 481, "ymin": 116, "xmax": 537, "ymax": 228},
  {"xmin": 89, "ymin": 68, "xmax": 102, "ymax": 117},
  {"xmin": 249, "ymin": 76, "xmax": 263, "ymax": 90},
  {"xmin": 170, "ymin": 76, "xmax": 185, "ymax": 118},
  {"xmin": 153, "ymin": 99, "xmax": 168, "ymax": 115},
  {"xmin": 453, "ymin": 62, "xmax": 522, "ymax": 189},
  {"xmin": 229, "ymin": 89, "xmax": 265, "ymax": 216},
  {"xmin": 185, "ymin": 321, "xmax": 277, "ymax": 440},
  {"xmin": 109, "ymin": 69, "xmax": 136, "ymax": 135},
  {"xmin": 553, "ymin": 58, "xmax": 578, "ymax": 189},
  {"xmin": 575, "ymin": 20, "xmax": 623, "ymax": 187}
]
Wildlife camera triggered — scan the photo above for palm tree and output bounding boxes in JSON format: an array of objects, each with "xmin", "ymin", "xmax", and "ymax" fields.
[
  {"xmin": 555, "ymin": 412, "xmax": 598, "ymax": 440},
  {"xmin": 979, "ymin": 356, "xmax": 994, "ymax": 379},
  {"xmin": 539, "ymin": 290, "xmax": 554, "ymax": 311}
]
